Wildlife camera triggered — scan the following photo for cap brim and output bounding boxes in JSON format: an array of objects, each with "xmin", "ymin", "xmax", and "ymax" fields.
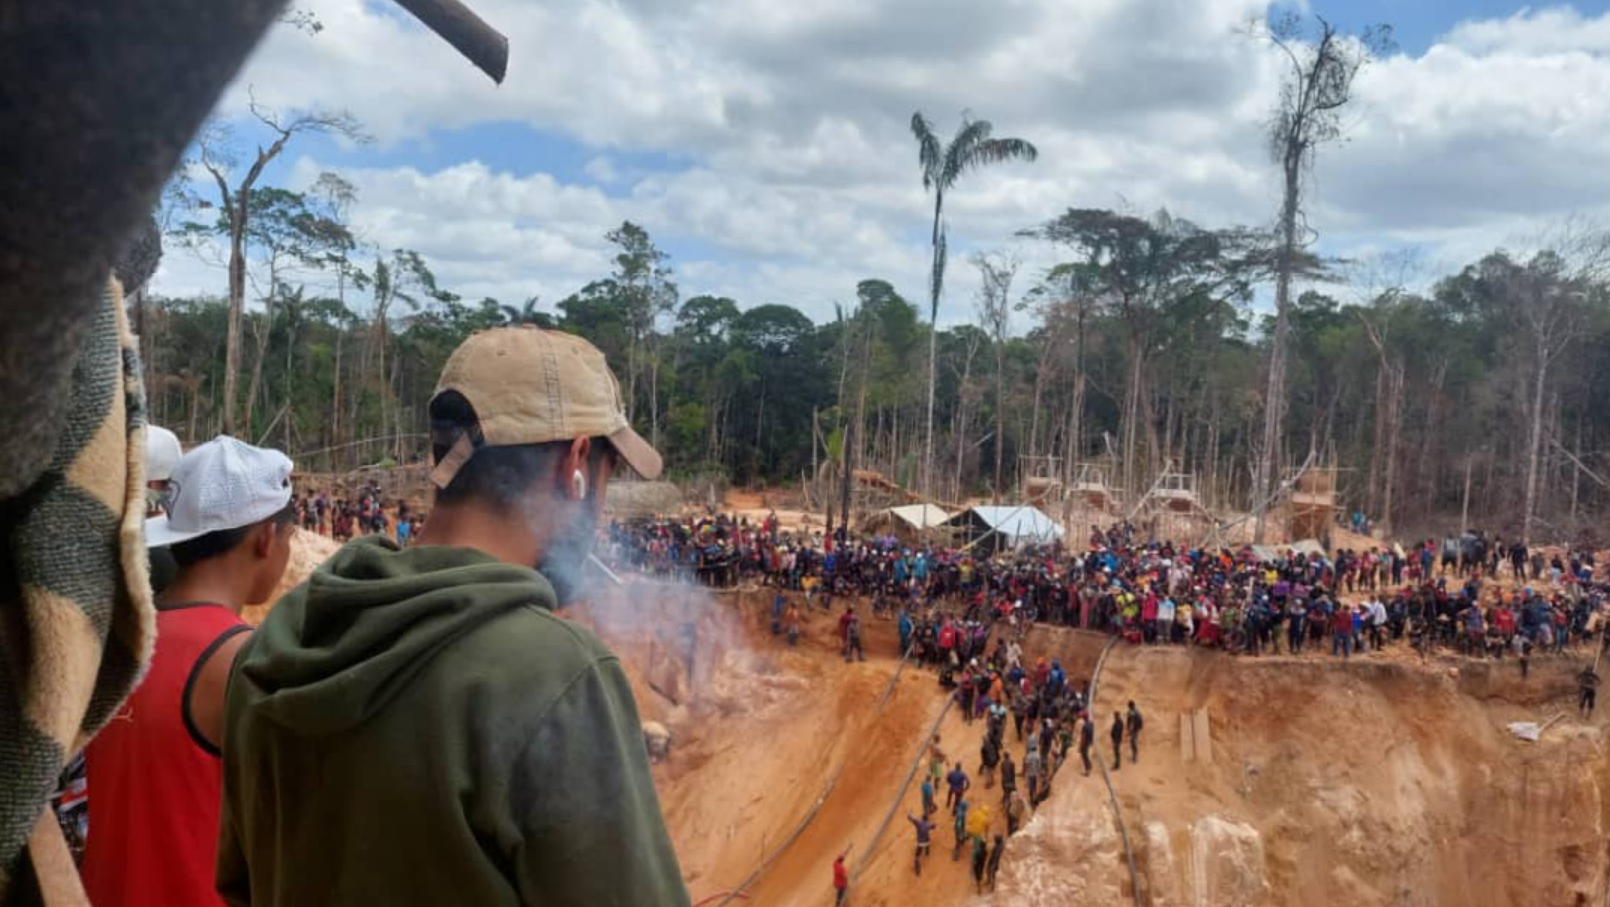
[
  {"xmin": 609, "ymin": 424, "xmax": 663, "ymax": 480},
  {"xmin": 144, "ymin": 514, "xmax": 206, "ymax": 549}
]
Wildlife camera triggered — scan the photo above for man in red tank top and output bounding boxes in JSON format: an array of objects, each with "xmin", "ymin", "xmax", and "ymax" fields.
[{"xmin": 82, "ymin": 436, "xmax": 296, "ymax": 907}]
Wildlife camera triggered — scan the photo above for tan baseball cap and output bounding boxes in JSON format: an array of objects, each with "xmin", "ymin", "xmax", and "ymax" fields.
[{"xmin": 428, "ymin": 326, "xmax": 663, "ymax": 488}]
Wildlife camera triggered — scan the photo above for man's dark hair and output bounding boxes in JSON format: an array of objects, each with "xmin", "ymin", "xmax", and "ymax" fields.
[
  {"xmin": 430, "ymin": 391, "xmax": 612, "ymax": 510},
  {"xmin": 170, "ymin": 501, "xmax": 295, "ymax": 568}
]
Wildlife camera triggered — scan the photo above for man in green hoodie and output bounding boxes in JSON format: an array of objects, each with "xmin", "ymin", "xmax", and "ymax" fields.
[{"xmin": 218, "ymin": 327, "xmax": 690, "ymax": 906}]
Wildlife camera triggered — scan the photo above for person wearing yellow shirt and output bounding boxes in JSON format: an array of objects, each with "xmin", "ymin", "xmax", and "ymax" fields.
[{"xmin": 965, "ymin": 802, "xmax": 991, "ymax": 840}]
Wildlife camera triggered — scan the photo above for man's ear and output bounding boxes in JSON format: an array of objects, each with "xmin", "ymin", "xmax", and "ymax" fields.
[
  {"xmin": 560, "ymin": 436, "xmax": 592, "ymax": 502},
  {"xmin": 253, "ymin": 521, "xmax": 281, "ymax": 558}
]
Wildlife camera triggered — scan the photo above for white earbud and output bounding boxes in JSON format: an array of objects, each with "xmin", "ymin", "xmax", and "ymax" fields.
[{"xmin": 573, "ymin": 470, "xmax": 588, "ymax": 500}]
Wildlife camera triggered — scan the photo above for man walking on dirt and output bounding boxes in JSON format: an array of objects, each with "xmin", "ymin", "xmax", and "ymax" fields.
[
  {"xmin": 980, "ymin": 734, "xmax": 1000, "ymax": 789},
  {"xmin": 1126, "ymin": 701, "xmax": 1144, "ymax": 764},
  {"xmin": 831, "ymin": 844, "xmax": 852, "ymax": 905},
  {"xmin": 1580, "ymin": 665, "xmax": 1601, "ymax": 716},
  {"xmin": 1023, "ymin": 742, "xmax": 1043, "ymax": 804},
  {"xmin": 1000, "ymin": 750, "xmax": 1017, "ymax": 807},
  {"xmin": 1079, "ymin": 712, "xmax": 1096, "ymax": 776},
  {"xmin": 946, "ymin": 761, "xmax": 971, "ymax": 815},
  {"xmin": 785, "ymin": 600, "xmax": 802, "ymax": 646},
  {"xmin": 952, "ymin": 794, "xmax": 970, "ymax": 861},
  {"xmin": 907, "ymin": 813, "xmax": 934, "ymax": 876},
  {"xmin": 1110, "ymin": 711, "xmax": 1125, "ymax": 770},
  {"xmin": 1005, "ymin": 788, "xmax": 1028, "ymax": 835},
  {"xmin": 218, "ymin": 328, "xmax": 689, "ymax": 906},
  {"xmin": 843, "ymin": 606, "xmax": 865, "ymax": 663},
  {"xmin": 986, "ymin": 834, "xmax": 1006, "ymax": 891},
  {"xmin": 839, "ymin": 604, "xmax": 860, "ymax": 661}
]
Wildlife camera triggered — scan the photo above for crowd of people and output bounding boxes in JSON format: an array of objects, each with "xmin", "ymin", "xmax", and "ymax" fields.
[
  {"xmin": 901, "ymin": 599, "xmax": 1148, "ymax": 892},
  {"xmin": 607, "ymin": 515, "xmax": 1610, "ymax": 671},
  {"xmin": 80, "ymin": 367, "xmax": 1604, "ymax": 907},
  {"xmin": 290, "ymin": 482, "xmax": 426, "ymax": 545},
  {"xmin": 603, "ymin": 512, "xmax": 1610, "ymax": 897}
]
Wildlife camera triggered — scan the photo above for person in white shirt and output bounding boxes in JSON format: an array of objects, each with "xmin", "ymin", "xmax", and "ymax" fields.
[
  {"xmin": 1156, "ymin": 596, "xmax": 1177, "ymax": 644},
  {"xmin": 1367, "ymin": 597, "xmax": 1389, "ymax": 651}
]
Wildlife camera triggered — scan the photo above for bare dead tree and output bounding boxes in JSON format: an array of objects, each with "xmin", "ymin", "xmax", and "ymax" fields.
[
  {"xmin": 194, "ymin": 95, "xmax": 369, "ymax": 435},
  {"xmin": 950, "ymin": 326, "xmax": 984, "ymax": 502},
  {"xmin": 1356, "ymin": 301, "xmax": 1404, "ymax": 536},
  {"xmin": 973, "ymin": 251, "xmax": 1018, "ymax": 502},
  {"xmin": 1512, "ymin": 220, "xmax": 1610, "ymax": 543},
  {"xmin": 1251, "ymin": 14, "xmax": 1392, "ymax": 543}
]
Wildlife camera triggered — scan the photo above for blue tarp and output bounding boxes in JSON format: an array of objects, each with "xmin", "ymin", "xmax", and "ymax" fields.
[{"xmin": 945, "ymin": 505, "xmax": 1065, "ymax": 550}]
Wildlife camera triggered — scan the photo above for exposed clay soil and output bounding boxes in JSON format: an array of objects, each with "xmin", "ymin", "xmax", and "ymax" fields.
[
  {"xmin": 985, "ymin": 644, "xmax": 1610, "ymax": 907},
  {"xmin": 253, "ymin": 526, "xmax": 1610, "ymax": 907},
  {"xmin": 574, "ymin": 582, "xmax": 1610, "ymax": 907}
]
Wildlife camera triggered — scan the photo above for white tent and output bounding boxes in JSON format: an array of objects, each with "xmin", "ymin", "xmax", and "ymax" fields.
[
  {"xmin": 862, "ymin": 504, "xmax": 951, "ymax": 544},
  {"xmin": 886, "ymin": 504, "xmax": 950, "ymax": 529},
  {"xmin": 1249, "ymin": 539, "xmax": 1326, "ymax": 562},
  {"xmin": 946, "ymin": 505, "xmax": 1065, "ymax": 552}
]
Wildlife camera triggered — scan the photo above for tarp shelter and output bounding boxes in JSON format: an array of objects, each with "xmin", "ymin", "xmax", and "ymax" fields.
[
  {"xmin": 862, "ymin": 504, "xmax": 951, "ymax": 545},
  {"xmin": 945, "ymin": 505, "xmax": 1065, "ymax": 555},
  {"xmin": 1290, "ymin": 538, "xmax": 1327, "ymax": 558},
  {"xmin": 1249, "ymin": 539, "xmax": 1326, "ymax": 563}
]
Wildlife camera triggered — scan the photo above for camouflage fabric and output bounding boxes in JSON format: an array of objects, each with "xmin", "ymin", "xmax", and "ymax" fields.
[{"xmin": 0, "ymin": 281, "xmax": 154, "ymax": 904}]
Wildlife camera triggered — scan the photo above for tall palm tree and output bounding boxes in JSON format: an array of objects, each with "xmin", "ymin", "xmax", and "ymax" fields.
[{"xmin": 911, "ymin": 111, "xmax": 1037, "ymax": 496}]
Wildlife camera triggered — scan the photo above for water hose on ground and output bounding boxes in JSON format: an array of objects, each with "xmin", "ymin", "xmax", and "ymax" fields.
[
  {"xmin": 841, "ymin": 696, "xmax": 957, "ymax": 904},
  {"xmin": 709, "ymin": 609, "xmax": 939, "ymax": 907},
  {"xmin": 839, "ymin": 624, "xmax": 998, "ymax": 904},
  {"xmin": 1088, "ymin": 638, "xmax": 1146, "ymax": 907}
]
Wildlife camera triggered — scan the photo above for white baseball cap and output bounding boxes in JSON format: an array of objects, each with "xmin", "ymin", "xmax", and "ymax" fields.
[
  {"xmin": 145, "ymin": 436, "xmax": 295, "ymax": 548},
  {"xmin": 144, "ymin": 425, "xmax": 183, "ymax": 483}
]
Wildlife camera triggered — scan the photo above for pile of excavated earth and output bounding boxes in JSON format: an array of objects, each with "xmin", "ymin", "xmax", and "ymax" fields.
[{"xmin": 264, "ymin": 527, "xmax": 1610, "ymax": 906}]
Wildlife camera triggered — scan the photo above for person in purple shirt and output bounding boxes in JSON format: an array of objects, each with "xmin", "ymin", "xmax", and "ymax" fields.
[
  {"xmin": 907, "ymin": 814, "xmax": 934, "ymax": 875},
  {"xmin": 946, "ymin": 762, "xmax": 971, "ymax": 814}
]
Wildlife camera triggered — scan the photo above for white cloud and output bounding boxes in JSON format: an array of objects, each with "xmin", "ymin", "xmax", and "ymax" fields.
[
  {"xmin": 584, "ymin": 156, "xmax": 620, "ymax": 184},
  {"xmin": 152, "ymin": 1, "xmax": 1610, "ymax": 326}
]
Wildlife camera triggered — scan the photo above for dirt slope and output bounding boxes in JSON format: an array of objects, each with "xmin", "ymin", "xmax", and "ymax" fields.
[
  {"xmin": 985, "ymin": 645, "xmax": 1610, "ymax": 907},
  {"xmin": 567, "ymin": 582, "xmax": 954, "ymax": 905},
  {"xmin": 850, "ymin": 631, "xmax": 1114, "ymax": 907},
  {"xmin": 247, "ymin": 539, "xmax": 1610, "ymax": 907}
]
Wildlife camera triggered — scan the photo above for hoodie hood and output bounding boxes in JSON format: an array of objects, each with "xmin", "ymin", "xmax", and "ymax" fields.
[{"xmin": 236, "ymin": 536, "xmax": 554, "ymax": 735}]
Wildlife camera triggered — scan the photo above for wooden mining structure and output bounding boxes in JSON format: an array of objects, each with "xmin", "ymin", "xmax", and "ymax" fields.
[
  {"xmin": 1130, "ymin": 465, "xmax": 1217, "ymax": 542},
  {"xmin": 1281, "ymin": 465, "xmax": 1342, "ymax": 545}
]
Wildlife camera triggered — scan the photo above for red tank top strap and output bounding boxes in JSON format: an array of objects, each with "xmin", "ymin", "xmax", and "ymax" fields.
[{"xmin": 82, "ymin": 602, "xmax": 247, "ymax": 907}]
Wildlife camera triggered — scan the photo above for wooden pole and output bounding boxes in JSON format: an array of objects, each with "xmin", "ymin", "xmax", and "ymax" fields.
[{"xmin": 392, "ymin": 0, "xmax": 510, "ymax": 83}]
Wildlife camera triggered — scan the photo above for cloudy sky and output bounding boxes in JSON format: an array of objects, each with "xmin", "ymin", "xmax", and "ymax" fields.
[{"xmin": 153, "ymin": 0, "xmax": 1610, "ymax": 325}]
